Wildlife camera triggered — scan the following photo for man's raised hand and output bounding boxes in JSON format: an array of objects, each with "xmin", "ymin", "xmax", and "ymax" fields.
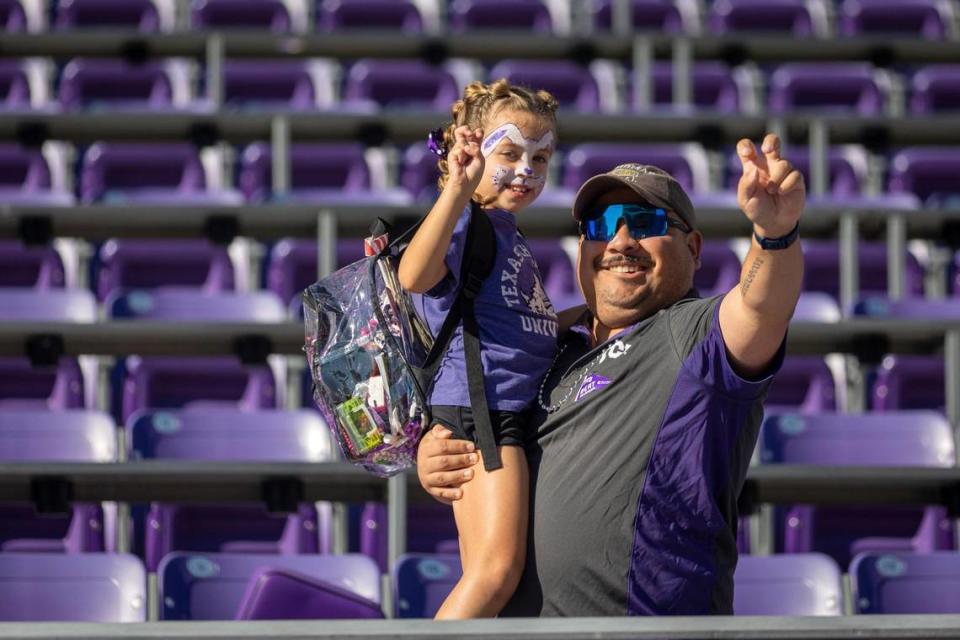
[{"xmin": 736, "ymin": 133, "xmax": 805, "ymax": 238}]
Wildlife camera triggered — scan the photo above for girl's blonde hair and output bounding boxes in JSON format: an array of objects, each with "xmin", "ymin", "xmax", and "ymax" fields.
[{"xmin": 437, "ymin": 79, "xmax": 559, "ymax": 193}]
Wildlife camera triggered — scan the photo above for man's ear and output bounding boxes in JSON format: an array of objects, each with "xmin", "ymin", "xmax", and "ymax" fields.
[{"xmin": 688, "ymin": 230, "xmax": 704, "ymax": 270}]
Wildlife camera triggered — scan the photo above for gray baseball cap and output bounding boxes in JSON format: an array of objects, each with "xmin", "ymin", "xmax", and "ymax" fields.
[{"xmin": 572, "ymin": 163, "xmax": 697, "ymax": 230}]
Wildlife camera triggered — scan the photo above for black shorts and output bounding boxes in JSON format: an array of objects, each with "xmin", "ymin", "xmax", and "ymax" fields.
[{"xmin": 430, "ymin": 405, "xmax": 529, "ymax": 448}]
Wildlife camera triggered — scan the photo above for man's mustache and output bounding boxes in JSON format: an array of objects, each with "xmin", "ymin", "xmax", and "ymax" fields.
[{"xmin": 597, "ymin": 254, "xmax": 653, "ymax": 270}]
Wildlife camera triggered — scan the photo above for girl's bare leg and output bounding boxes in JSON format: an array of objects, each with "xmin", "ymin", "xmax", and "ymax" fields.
[{"xmin": 434, "ymin": 445, "xmax": 528, "ymax": 619}]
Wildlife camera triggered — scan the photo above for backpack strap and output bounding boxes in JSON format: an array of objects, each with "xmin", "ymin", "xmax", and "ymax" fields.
[{"xmin": 414, "ymin": 201, "xmax": 502, "ymax": 471}]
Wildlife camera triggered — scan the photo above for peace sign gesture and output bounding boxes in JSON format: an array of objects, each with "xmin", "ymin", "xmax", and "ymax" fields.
[{"xmin": 736, "ymin": 133, "xmax": 806, "ymax": 238}]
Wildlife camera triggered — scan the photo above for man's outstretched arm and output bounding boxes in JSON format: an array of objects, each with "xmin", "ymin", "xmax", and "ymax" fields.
[{"xmin": 719, "ymin": 133, "xmax": 805, "ymax": 378}]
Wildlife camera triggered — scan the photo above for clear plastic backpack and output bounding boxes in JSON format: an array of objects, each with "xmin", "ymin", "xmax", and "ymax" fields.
[
  {"xmin": 303, "ymin": 206, "xmax": 498, "ymax": 477},
  {"xmin": 303, "ymin": 248, "xmax": 434, "ymax": 477}
]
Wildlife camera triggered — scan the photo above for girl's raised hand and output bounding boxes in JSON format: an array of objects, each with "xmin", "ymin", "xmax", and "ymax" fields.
[{"xmin": 447, "ymin": 126, "xmax": 485, "ymax": 194}]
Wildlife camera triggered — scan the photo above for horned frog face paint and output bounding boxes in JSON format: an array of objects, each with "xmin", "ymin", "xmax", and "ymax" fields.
[{"xmin": 481, "ymin": 123, "xmax": 554, "ymax": 193}]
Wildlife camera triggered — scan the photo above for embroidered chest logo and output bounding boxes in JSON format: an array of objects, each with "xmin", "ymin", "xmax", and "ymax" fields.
[
  {"xmin": 575, "ymin": 374, "xmax": 610, "ymax": 402},
  {"xmin": 574, "ymin": 339, "xmax": 630, "ymax": 402}
]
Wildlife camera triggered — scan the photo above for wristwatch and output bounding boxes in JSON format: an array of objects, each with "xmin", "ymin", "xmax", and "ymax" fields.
[{"xmin": 754, "ymin": 222, "xmax": 800, "ymax": 251}]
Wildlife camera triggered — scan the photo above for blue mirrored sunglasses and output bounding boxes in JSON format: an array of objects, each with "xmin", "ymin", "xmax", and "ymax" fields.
[{"xmin": 579, "ymin": 204, "xmax": 691, "ymax": 242}]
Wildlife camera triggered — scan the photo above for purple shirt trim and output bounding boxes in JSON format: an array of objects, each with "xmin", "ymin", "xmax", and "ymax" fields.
[{"xmin": 626, "ymin": 300, "xmax": 784, "ymax": 615}]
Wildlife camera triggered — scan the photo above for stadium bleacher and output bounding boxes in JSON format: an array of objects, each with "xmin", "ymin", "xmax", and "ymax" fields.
[{"xmin": 1, "ymin": 0, "xmax": 960, "ymax": 637}]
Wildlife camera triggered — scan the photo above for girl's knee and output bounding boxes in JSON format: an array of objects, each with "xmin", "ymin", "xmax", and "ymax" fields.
[{"xmin": 462, "ymin": 552, "xmax": 524, "ymax": 593}]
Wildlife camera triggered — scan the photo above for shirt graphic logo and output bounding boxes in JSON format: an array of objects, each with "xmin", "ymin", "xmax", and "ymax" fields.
[
  {"xmin": 501, "ymin": 243, "xmax": 558, "ymax": 338},
  {"xmin": 575, "ymin": 374, "xmax": 611, "ymax": 402}
]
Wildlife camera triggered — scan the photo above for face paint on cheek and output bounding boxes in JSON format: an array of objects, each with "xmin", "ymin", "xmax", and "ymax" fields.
[{"xmin": 491, "ymin": 165, "xmax": 513, "ymax": 188}]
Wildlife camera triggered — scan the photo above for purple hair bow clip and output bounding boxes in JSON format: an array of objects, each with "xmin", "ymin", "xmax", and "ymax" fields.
[{"xmin": 427, "ymin": 127, "xmax": 447, "ymax": 158}]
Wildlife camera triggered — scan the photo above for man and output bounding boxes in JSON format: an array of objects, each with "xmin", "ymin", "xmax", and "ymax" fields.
[{"xmin": 417, "ymin": 134, "xmax": 805, "ymax": 616}]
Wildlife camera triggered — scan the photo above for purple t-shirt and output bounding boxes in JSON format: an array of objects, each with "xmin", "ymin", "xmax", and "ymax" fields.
[{"xmin": 416, "ymin": 205, "xmax": 559, "ymax": 412}]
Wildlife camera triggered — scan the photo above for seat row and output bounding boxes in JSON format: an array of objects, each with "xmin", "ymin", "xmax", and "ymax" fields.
[
  {"xmin": 3, "ymin": 549, "xmax": 960, "ymax": 621},
  {"xmin": 0, "ymin": 402, "xmax": 956, "ymax": 570},
  {"xmin": 3, "ymin": 140, "xmax": 959, "ymax": 209},
  {"xmin": 3, "ymin": 549, "xmax": 954, "ymax": 621},
  {"xmin": 4, "ymin": 0, "xmax": 959, "ymax": 39},
  {"xmin": 3, "ymin": 56, "xmax": 959, "ymax": 116}
]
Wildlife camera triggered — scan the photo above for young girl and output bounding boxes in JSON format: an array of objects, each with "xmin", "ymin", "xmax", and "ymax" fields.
[{"xmin": 398, "ymin": 80, "xmax": 561, "ymax": 618}]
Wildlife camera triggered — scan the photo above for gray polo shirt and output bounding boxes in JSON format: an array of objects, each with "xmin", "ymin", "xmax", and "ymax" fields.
[{"xmin": 501, "ymin": 293, "xmax": 783, "ymax": 617}]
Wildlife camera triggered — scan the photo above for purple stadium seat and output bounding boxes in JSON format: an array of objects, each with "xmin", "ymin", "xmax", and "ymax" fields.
[
  {"xmin": 106, "ymin": 289, "xmax": 282, "ymax": 423},
  {"xmin": 762, "ymin": 411, "xmax": 955, "ymax": 568},
  {"xmin": 563, "ymin": 143, "xmax": 708, "ymax": 194},
  {"xmin": 733, "ymin": 553, "xmax": 842, "ymax": 615},
  {"xmin": 401, "ymin": 143, "xmax": 441, "ymax": 202},
  {"xmin": 0, "ymin": 61, "xmax": 31, "ymax": 110},
  {"xmin": 0, "ymin": 241, "xmax": 65, "ymax": 288},
  {"xmin": 708, "ymin": 0, "xmax": 819, "ymax": 36},
  {"xmin": 316, "ymin": 0, "xmax": 422, "ymax": 32},
  {"xmin": 128, "ymin": 408, "xmax": 330, "ymax": 461},
  {"xmin": 222, "ymin": 61, "xmax": 333, "ymax": 111},
  {"xmin": 449, "ymin": 0, "xmax": 554, "ymax": 32},
  {"xmin": 851, "ymin": 552, "xmax": 960, "ymax": 614},
  {"xmin": 58, "ymin": 59, "xmax": 188, "ymax": 111},
  {"xmin": 726, "ymin": 145, "xmax": 869, "ymax": 197},
  {"xmin": 488, "ymin": 60, "xmax": 600, "ymax": 112},
  {"xmin": 856, "ymin": 297, "xmax": 960, "ymax": 413},
  {"xmin": 0, "ymin": 408, "xmax": 113, "ymax": 462},
  {"xmin": 800, "ymin": 241, "xmax": 924, "ymax": 303},
  {"xmin": 872, "ymin": 355, "xmax": 945, "ymax": 412},
  {"xmin": 79, "ymin": 143, "xmax": 241, "ymax": 205},
  {"xmin": 696, "ymin": 242, "xmax": 741, "ymax": 296},
  {"xmin": 120, "ymin": 356, "xmax": 277, "ymax": 422},
  {"xmin": 267, "ymin": 238, "xmax": 378, "ymax": 307},
  {"xmin": 839, "ymin": 0, "xmax": 951, "ymax": 38},
  {"xmin": 0, "ymin": 357, "xmax": 85, "ymax": 410},
  {"xmin": 593, "ymin": 0, "xmax": 689, "ymax": 33},
  {"xmin": 0, "ymin": 144, "xmax": 74, "ymax": 206},
  {"xmin": 0, "ymin": 288, "xmax": 92, "ymax": 411},
  {"xmin": 0, "ymin": 0, "xmax": 28, "ymax": 31},
  {"xmin": 131, "ymin": 409, "xmax": 330, "ymax": 571},
  {"xmin": 361, "ymin": 503, "xmax": 458, "ymax": 573},
  {"xmin": 393, "ymin": 554, "xmax": 460, "ymax": 618},
  {"xmin": 192, "ymin": 0, "xmax": 294, "ymax": 31},
  {"xmin": 910, "ymin": 66, "xmax": 960, "ymax": 114},
  {"xmin": 54, "ymin": 0, "xmax": 163, "ymax": 31},
  {"xmin": 159, "ymin": 552, "xmax": 380, "ymax": 620},
  {"xmin": 628, "ymin": 62, "xmax": 747, "ymax": 113},
  {"xmin": 0, "ymin": 287, "xmax": 96, "ymax": 322},
  {"xmin": 239, "ymin": 142, "xmax": 410, "ymax": 205},
  {"xmin": 0, "ymin": 553, "xmax": 146, "ymax": 622},
  {"xmin": 0, "ymin": 409, "xmax": 114, "ymax": 554},
  {"xmin": 857, "ymin": 296, "xmax": 960, "ymax": 321},
  {"xmin": 107, "ymin": 288, "xmax": 284, "ymax": 323},
  {"xmin": 769, "ymin": 63, "xmax": 887, "ymax": 115},
  {"xmin": 792, "ymin": 292, "xmax": 842, "ymax": 322},
  {"xmin": 344, "ymin": 59, "xmax": 459, "ymax": 110},
  {"xmin": 236, "ymin": 567, "xmax": 384, "ymax": 619},
  {"xmin": 96, "ymin": 239, "xmax": 234, "ymax": 303},
  {"xmin": 888, "ymin": 148, "xmax": 960, "ymax": 206},
  {"xmin": 765, "ymin": 356, "xmax": 837, "ymax": 414}
]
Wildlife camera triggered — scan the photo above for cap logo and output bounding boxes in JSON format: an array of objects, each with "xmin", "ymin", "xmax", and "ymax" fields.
[{"xmin": 611, "ymin": 164, "xmax": 661, "ymax": 181}]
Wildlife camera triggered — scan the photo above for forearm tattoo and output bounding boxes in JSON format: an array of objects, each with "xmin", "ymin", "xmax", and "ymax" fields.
[{"xmin": 740, "ymin": 256, "xmax": 765, "ymax": 297}]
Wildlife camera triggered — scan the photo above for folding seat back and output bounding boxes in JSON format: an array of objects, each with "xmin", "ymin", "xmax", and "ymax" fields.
[
  {"xmin": 839, "ymin": 0, "xmax": 950, "ymax": 38},
  {"xmin": 393, "ymin": 553, "xmax": 461, "ymax": 618},
  {"xmin": 0, "ymin": 554, "xmax": 146, "ymax": 622},
  {"xmin": 733, "ymin": 553, "xmax": 842, "ymax": 615},
  {"xmin": 851, "ymin": 552, "xmax": 960, "ymax": 613},
  {"xmin": 159, "ymin": 552, "xmax": 380, "ymax": 619}
]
